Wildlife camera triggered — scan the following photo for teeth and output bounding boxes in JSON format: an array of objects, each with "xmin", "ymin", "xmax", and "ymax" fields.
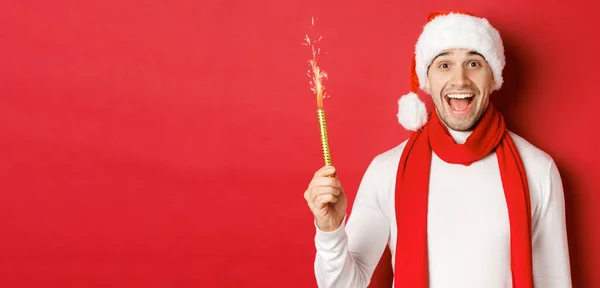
[{"xmin": 446, "ymin": 93, "xmax": 473, "ymax": 99}]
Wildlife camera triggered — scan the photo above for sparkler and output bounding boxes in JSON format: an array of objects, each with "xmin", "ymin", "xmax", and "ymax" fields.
[{"xmin": 304, "ymin": 17, "xmax": 332, "ymax": 167}]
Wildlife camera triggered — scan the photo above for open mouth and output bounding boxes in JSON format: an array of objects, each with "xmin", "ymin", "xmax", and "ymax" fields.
[{"xmin": 444, "ymin": 92, "xmax": 475, "ymax": 114}]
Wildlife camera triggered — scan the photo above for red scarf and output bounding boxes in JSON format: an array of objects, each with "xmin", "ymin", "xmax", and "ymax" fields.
[{"xmin": 393, "ymin": 104, "xmax": 534, "ymax": 287}]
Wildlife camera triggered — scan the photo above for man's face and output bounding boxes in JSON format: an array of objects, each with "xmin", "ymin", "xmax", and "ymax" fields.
[{"xmin": 426, "ymin": 49, "xmax": 495, "ymax": 131}]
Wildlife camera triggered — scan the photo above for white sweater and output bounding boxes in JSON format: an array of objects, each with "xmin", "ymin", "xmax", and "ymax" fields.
[{"xmin": 314, "ymin": 130, "xmax": 572, "ymax": 288}]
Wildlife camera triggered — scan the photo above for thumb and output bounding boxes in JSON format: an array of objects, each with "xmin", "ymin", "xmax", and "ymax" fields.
[{"xmin": 321, "ymin": 165, "xmax": 337, "ymax": 178}]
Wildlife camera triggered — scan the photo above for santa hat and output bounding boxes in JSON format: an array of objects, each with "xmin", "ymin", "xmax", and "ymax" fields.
[{"xmin": 397, "ymin": 10, "xmax": 506, "ymax": 131}]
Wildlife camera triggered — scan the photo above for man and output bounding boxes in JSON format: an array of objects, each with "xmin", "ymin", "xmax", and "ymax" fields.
[{"xmin": 304, "ymin": 10, "xmax": 572, "ymax": 288}]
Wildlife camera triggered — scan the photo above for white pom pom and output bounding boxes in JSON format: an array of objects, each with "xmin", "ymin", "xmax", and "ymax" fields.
[{"xmin": 397, "ymin": 92, "xmax": 428, "ymax": 131}]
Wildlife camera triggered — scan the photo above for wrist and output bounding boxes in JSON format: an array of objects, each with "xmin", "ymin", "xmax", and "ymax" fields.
[{"xmin": 315, "ymin": 215, "xmax": 345, "ymax": 232}]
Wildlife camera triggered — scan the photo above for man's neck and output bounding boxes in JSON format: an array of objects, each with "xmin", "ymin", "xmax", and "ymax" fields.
[{"xmin": 447, "ymin": 128, "xmax": 473, "ymax": 144}]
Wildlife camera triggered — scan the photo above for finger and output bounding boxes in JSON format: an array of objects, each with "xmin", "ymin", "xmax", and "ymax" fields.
[
  {"xmin": 314, "ymin": 194, "xmax": 338, "ymax": 209},
  {"xmin": 309, "ymin": 177, "xmax": 340, "ymax": 189},
  {"xmin": 314, "ymin": 166, "xmax": 336, "ymax": 178},
  {"xmin": 305, "ymin": 187, "xmax": 337, "ymax": 210},
  {"xmin": 311, "ymin": 187, "xmax": 341, "ymax": 202}
]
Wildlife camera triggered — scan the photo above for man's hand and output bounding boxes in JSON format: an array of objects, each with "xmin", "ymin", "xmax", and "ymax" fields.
[{"xmin": 304, "ymin": 166, "xmax": 347, "ymax": 232}]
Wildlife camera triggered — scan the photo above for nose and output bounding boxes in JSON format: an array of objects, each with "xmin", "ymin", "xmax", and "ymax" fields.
[{"xmin": 449, "ymin": 66, "xmax": 472, "ymax": 88}]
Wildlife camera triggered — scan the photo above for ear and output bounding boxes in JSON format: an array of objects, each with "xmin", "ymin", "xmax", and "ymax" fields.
[
  {"xmin": 424, "ymin": 79, "xmax": 432, "ymax": 95},
  {"xmin": 488, "ymin": 65, "xmax": 496, "ymax": 88}
]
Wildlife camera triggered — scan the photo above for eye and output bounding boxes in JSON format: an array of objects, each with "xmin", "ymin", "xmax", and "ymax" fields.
[
  {"xmin": 438, "ymin": 63, "xmax": 450, "ymax": 69},
  {"xmin": 468, "ymin": 61, "xmax": 481, "ymax": 67}
]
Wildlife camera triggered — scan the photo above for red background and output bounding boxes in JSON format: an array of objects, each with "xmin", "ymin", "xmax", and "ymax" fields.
[{"xmin": 1, "ymin": 0, "xmax": 599, "ymax": 287}]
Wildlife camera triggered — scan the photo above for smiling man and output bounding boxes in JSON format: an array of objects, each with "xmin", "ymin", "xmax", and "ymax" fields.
[
  {"xmin": 304, "ymin": 10, "xmax": 572, "ymax": 288},
  {"xmin": 428, "ymin": 50, "xmax": 492, "ymax": 131}
]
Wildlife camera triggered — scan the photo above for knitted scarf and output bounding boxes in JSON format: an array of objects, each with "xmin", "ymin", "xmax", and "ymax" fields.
[{"xmin": 394, "ymin": 104, "xmax": 533, "ymax": 287}]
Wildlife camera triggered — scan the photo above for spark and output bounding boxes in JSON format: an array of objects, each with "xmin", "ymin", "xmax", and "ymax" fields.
[{"xmin": 304, "ymin": 17, "xmax": 329, "ymax": 108}]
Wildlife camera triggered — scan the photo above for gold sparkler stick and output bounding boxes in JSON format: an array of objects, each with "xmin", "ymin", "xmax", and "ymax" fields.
[
  {"xmin": 317, "ymin": 108, "xmax": 332, "ymax": 166},
  {"xmin": 304, "ymin": 17, "xmax": 332, "ymax": 167}
]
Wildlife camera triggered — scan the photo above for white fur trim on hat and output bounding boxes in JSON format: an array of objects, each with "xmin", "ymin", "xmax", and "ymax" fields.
[
  {"xmin": 397, "ymin": 92, "xmax": 428, "ymax": 131},
  {"xmin": 415, "ymin": 13, "xmax": 505, "ymax": 93}
]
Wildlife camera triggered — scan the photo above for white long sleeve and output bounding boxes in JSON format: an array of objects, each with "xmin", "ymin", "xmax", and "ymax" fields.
[
  {"xmin": 314, "ymin": 157, "xmax": 390, "ymax": 288},
  {"xmin": 531, "ymin": 160, "xmax": 572, "ymax": 287},
  {"xmin": 312, "ymin": 131, "xmax": 572, "ymax": 288}
]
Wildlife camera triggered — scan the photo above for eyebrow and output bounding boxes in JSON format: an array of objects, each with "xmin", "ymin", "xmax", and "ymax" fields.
[
  {"xmin": 432, "ymin": 51, "xmax": 450, "ymax": 62},
  {"xmin": 431, "ymin": 50, "xmax": 486, "ymax": 63},
  {"xmin": 468, "ymin": 51, "xmax": 485, "ymax": 59}
]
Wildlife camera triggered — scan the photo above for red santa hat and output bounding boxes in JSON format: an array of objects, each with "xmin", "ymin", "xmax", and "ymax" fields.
[{"xmin": 397, "ymin": 10, "xmax": 506, "ymax": 131}]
